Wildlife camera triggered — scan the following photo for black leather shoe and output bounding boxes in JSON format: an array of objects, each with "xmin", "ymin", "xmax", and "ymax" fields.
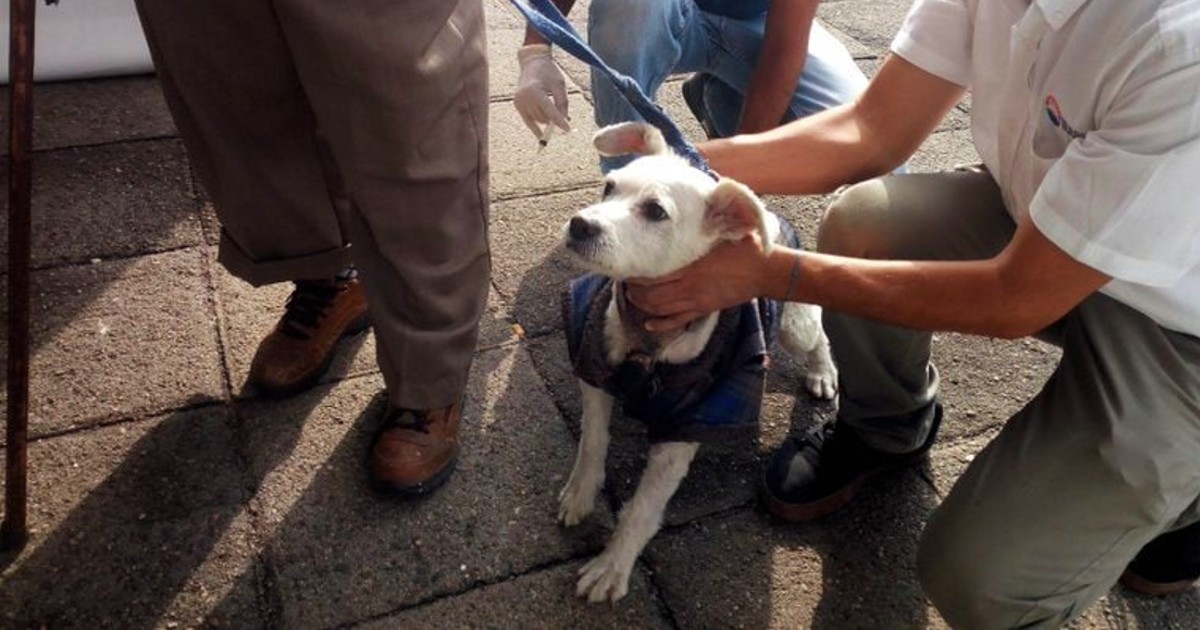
[
  {"xmin": 762, "ymin": 403, "xmax": 942, "ymax": 521},
  {"xmin": 1121, "ymin": 520, "xmax": 1200, "ymax": 596}
]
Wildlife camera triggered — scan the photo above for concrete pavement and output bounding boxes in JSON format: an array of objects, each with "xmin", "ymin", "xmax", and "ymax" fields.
[{"xmin": 2, "ymin": 0, "xmax": 1198, "ymax": 627}]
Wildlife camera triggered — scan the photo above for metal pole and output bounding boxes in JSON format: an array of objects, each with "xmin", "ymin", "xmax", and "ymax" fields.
[{"xmin": 3, "ymin": 0, "xmax": 36, "ymax": 552}]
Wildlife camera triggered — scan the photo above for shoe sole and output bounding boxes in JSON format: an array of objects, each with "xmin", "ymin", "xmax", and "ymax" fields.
[
  {"xmin": 761, "ymin": 448, "xmax": 930, "ymax": 523},
  {"xmin": 764, "ymin": 405, "xmax": 944, "ymax": 522},
  {"xmin": 1120, "ymin": 569, "xmax": 1199, "ymax": 596},
  {"xmin": 371, "ymin": 455, "xmax": 458, "ymax": 499},
  {"xmin": 249, "ymin": 312, "xmax": 373, "ymax": 399}
]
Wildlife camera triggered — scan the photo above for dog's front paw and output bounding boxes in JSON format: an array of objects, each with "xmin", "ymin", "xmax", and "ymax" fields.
[
  {"xmin": 558, "ymin": 484, "xmax": 595, "ymax": 527},
  {"xmin": 576, "ymin": 550, "xmax": 633, "ymax": 603},
  {"xmin": 558, "ymin": 472, "xmax": 602, "ymax": 527},
  {"xmin": 804, "ymin": 365, "xmax": 838, "ymax": 400}
]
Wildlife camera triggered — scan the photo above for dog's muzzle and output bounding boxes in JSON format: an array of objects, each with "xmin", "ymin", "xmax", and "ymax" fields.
[
  {"xmin": 565, "ymin": 216, "xmax": 606, "ymax": 260},
  {"xmin": 568, "ymin": 216, "xmax": 601, "ymax": 241}
]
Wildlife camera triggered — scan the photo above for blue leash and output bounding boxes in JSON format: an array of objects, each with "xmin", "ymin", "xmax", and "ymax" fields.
[{"xmin": 509, "ymin": 0, "xmax": 717, "ymax": 179}]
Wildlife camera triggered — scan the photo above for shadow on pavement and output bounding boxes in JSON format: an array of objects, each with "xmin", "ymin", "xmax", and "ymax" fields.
[
  {"xmin": 200, "ymin": 343, "xmax": 611, "ymax": 628},
  {"xmin": 0, "ymin": 392, "xmax": 319, "ymax": 627},
  {"xmin": 1108, "ymin": 581, "xmax": 1200, "ymax": 628}
]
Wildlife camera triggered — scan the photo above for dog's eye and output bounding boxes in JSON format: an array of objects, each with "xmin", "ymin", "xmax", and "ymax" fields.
[
  {"xmin": 602, "ymin": 181, "xmax": 614, "ymax": 198},
  {"xmin": 643, "ymin": 200, "xmax": 669, "ymax": 222}
]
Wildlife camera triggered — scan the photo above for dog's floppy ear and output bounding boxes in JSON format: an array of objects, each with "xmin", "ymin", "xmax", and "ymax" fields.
[
  {"xmin": 593, "ymin": 122, "xmax": 669, "ymax": 157},
  {"xmin": 705, "ymin": 178, "xmax": 773, "ymax": 250}
]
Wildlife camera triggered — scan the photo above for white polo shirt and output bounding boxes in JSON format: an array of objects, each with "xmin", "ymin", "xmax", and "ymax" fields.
[{"xmin": 893, "ymin": 0, "xmax": 1200, "ymax": 337}]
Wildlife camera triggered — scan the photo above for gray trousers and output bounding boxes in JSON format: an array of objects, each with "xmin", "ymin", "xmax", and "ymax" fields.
[
  {"xmin": 819, "ymin": 171, "xmax": 1200, "ymax": 628},
  {"xmin": 133, "ymin": 0, "xmax": 491, "ymax": 408}
]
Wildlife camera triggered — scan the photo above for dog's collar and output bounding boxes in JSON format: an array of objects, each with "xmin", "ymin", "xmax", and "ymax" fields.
[
  {"xmin": 564, "ymin": 273, "xmax": 777, "ymax": 443},
  {"xmin": 613, "ymin": 280, "xmax": 686, "ymax": 358},
  {"xmin": 612, "ymin": 280, "xmax": 694, "ymax": 401},
  {"xmin": 614, "ymin": 280, "xmax": 705, "ymax": 403}
]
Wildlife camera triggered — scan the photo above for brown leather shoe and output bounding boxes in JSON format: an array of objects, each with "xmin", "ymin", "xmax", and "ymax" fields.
[
  {"xmin": 247, "ymin": 277, "xmax": 370, "ymax": 397},
  {"xmin": 369, "ymin": 403, "xmax": 462, "ymax": 497}
]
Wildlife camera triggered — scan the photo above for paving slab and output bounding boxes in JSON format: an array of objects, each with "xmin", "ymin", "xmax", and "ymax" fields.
[
  {"xmin": 645, "ymin": 468, "xmax": 941, "ymax": 629},
  {"xmin": 931, "ymin": 335, "xmax": 1061, "ymax": 441},
  {"xmin": 936, "ymin": 104, "xmax": 973, "ymax": 133},
  {"xmin": 362, "ymin": 560, "xmax": 670, "ymax": 629},
  {"xmin": 196, "ymin": 190, "xmax": 222, "ymax": 247},
  {"xmin": 491, "ymin": 187, "xmax": 594, "ymax": 337},
  {"xmin": 826, "ymin": 22, "xmax": 877, "ymax": 59},
  {"xmin": 0, "ymin": 407, "xmax": 262, "ymax": 628},
  {"xmin": 1098, "ymin": 591, "xmax": 1200, "ymax": 630},
  {"xmin": 0, "ymin": 248, "xmax": 225, "ymax": 439},
  {"xmin": 489, "ymin": 24, "xmax": 530, "ymax": 102},
  {"xmin": 232, "ymin": 350, "xmax": 614, "ymax": 628},
  {"xmin": 477, "ymin": 288, "xmax": 521, "ymax": 350},
  {"xmin": 910, "ymin": 129, "xmax": 981, "ymax": 172},
  {"xmin": 490, "ymin": 95, "xmax": 600, "ymax": 199},
  {"xmin": 0, "ymin": 139, "xmax": 202, "ymax": 271},
  {"xmin": 484, "ymin": 0, "xmax": 527, "ymax": 30},
  {"xmin": 0, "ymin": 75, "xmax": 175, "ymax": 154},
  {"xmin": 818, "ymin": 0, "xmax": 914, "ymax": 56}
]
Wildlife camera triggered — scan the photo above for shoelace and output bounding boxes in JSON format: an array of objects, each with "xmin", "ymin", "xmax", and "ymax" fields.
[
  {"xmin": 388, "ymin": 409, "xmax": 432, "ymax": 434},
  {"xmin": 279, "ymin": 281, "xmax": 342, "ymax": 340},
  {"xmin": 799, "ymin": 420, "xmax": 837, "ymax": 452}
]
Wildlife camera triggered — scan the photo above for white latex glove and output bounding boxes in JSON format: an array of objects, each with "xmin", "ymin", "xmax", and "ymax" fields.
[{"xmin": 514, "ymin": 44, "xmax": 571, "ymax": 142}]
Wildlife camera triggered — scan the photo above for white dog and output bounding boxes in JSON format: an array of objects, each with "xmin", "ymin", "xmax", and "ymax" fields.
[{"xmin": 557, "ymin": 122, "xmax": 838, "ymax": 603}]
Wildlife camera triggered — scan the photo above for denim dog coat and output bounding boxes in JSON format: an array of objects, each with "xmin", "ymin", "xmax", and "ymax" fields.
[{"xmin": 562, "ymin": 217, "xmax": 800, "ymax": 443}]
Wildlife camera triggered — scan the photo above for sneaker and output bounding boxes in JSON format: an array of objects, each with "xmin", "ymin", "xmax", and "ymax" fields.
[
  {"xmin": 246, "ymin": 273, "xmax": 370, "ymax": 397},
  {"xmin": 1120, "ymin": 520, "xmax": 1200, "ymax": 596},
  {"xmin": 369, "ymin": 402, "xmax": 462, "ymax": 497},
  {"xmin": 762, "ymin": 403, "xmax": 943, "ymax": 521},
  {"xmin": 681, "ymin": 73, "xmax": 718, "ymax": 140}
]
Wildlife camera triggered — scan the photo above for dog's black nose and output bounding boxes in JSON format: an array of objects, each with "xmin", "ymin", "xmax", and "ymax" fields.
[{"xmin": 569, "ymin": 216, "xmax": 600, "ymax": 241}]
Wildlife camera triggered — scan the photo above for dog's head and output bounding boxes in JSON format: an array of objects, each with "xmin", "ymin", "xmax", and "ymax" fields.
[{"xmin": 563, "ymin": 122, "xmax": 774, "ymax": 279}]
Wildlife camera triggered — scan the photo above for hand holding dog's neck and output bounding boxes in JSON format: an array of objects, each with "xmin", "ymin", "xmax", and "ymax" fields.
[
  {"xmin": 614, "ymin": 280, "xmax": 683, "ymax": 354},
  {"xmin": 613, "ymin": 280, "xmax": 722, "ymax": 363}
]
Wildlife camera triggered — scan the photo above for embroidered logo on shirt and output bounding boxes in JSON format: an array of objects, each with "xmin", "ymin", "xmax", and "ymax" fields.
[{"xmin": 1045, "ymin": 94, "xmax": 1085, "ymax": 139}]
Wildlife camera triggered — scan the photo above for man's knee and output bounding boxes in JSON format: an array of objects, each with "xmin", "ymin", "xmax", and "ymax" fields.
[
  {"xmin": 918, "ymin": 518, "xmax": 1019, "ymax": 628},
  {"xmin": 918, "ymin": 526, "xmax": 995, "ymax": 627},
  {"xmin": 816, "ymin": 179, "xmax": 891, "ymax": 257},
  {"xmin": 588, "ymin": 0, "xmax": 675, "ymax": 58},
  {"xmin": 918, "ymin": 511, "xmax": 1074, "ymax": 629}
]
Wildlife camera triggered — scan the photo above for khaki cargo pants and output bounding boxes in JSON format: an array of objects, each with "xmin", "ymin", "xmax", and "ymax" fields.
[
  {"xmin": 819, "ymin": 171, "xmax": 1200, "ymax": 628},
  {"xmin": 134, "ymin": 0, "xmax": 491, "ymax": 408}
]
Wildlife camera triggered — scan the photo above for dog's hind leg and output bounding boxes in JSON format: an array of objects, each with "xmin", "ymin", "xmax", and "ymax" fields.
[
  {"xmin": 560, "ymin": 381, "xmax": 614, "ymax": 527},
  {"xmin": 779, "ymin": 302, "xmax": 838, "ymax": 400},
  {"xmin": 577, "ymin": 441, "xmax": 699, "ymax": 603}
]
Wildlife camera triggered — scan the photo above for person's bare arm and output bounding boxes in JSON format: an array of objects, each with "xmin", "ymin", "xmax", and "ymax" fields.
[
  {"xmin": 524, "ymin": 0, "xmax": 577, "ymax": 45},
  {"xmin": 627, "ymin": 219, "xmax": 1110, "ymax": 338},
  {"xmin": 703, "ymin": 54, "xmax": 964, "ymax": 194},
  {"xmin": 736, "ymin": 0, "xmax": 819, "ymax": 134}
]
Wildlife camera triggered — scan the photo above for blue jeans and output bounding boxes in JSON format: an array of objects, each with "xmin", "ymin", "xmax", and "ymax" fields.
[{"xmin": 588, "ymin": 0, "xmax": 868, "ymax": 172}]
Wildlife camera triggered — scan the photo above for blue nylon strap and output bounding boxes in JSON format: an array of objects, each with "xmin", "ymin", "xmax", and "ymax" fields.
[{"xmin": 509, "ymin": 0, "xmax": 717, "ymax": 179}]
